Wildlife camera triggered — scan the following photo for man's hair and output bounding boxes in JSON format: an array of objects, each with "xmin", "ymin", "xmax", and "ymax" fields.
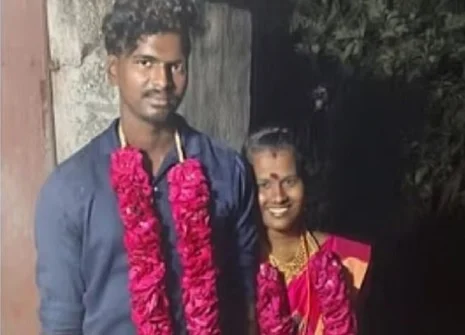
[{"xmin": 102, "ymin": 0, "xmax": 201, "ymax": 56}]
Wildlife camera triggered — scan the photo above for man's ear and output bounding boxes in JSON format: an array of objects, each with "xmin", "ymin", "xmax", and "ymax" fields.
[{"xmin": 107, "ymin": 55, "xmax": 119, "ymax": 86}]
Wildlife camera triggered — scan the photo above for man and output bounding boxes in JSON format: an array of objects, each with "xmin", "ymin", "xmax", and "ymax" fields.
[{"xmin": 35, "ymin": 0, "xmax": 258, "ymax": 334}]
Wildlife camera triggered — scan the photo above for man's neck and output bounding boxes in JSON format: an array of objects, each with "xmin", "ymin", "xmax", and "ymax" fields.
[{"xmin": 120, "ymin": 113, "xmax": 177, "ymax": 173}]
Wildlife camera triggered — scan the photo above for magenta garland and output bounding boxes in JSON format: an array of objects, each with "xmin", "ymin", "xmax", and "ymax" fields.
[
  {"xmin": 111, "ymin": 148, "xmax": 220, "ymax": 335},
  {"xmin": 110, "ymin": 146, "xmax": 355, "ymax": 335}
]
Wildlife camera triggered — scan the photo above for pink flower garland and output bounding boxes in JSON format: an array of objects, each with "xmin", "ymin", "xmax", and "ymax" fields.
[
  {"xmin": 110, "ymin": 148, "xmax": 221, "ymax": 335},
  {"xmin": 256, "ymin": 249, "xmax": 357, "ymax": 335},
  {"xmin": 110, "ymin": 148, "xmax": 173, "ymax": 335},
  {"xmin": 309, "ymin": 250, "xmax": 357, "ymax": 335},
  {"xmin": 111, "ymin": 143, "xmax": 355, "ymax": 335},
  {"xmin": 168, "ymin": 158, "xmax": 221, "ymax": 334},
  {"xmin": 256, "ymin": 262, "xmax": 295, "ymax": 335}
]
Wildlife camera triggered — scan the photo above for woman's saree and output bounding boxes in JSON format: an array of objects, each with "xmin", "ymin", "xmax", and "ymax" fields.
[{"xmin": 285, "ymin": 233, "xmax": 371, "ymax": 334}]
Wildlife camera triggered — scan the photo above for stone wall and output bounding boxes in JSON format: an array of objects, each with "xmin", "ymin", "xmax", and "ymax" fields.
[{"xmin": 47, "ymin": 0, "xmax": 252, "ymax": 162}]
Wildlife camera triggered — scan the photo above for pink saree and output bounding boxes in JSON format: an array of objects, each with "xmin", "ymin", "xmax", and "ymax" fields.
[{"xmin": 287, "ymin": 235, "xmax": 371, "ymax": 334}]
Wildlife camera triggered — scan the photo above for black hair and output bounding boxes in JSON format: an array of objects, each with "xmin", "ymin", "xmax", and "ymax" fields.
[
  {"xmin": 243, "ymin": 126, "xmax": 330, "ymax": 230},
  {"xmin": 243, "ymin": 127, "xmax": 308, "ymax": 179},
  {"xmin": 102, "ymin": 0, "xmax": 202, "ymax": 56}
]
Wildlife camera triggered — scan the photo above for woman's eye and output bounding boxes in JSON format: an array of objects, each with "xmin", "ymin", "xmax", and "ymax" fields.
[
  {"xmin": 283, "ymin": 178, "xmax": 297, "ymax": 187},
  {"xmin": 258, "ymin": 181, "xmax": 270, "ymax": 189}
]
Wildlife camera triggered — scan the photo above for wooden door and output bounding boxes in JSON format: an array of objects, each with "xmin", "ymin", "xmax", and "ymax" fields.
[{"xmin": 1, "ymin": 0, "xmax": 55, "ymax": 333}]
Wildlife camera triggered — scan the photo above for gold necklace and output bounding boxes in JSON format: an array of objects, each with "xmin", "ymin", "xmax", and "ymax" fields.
[
  {"xmin": 268, "ymin": 234, "xmax": 310, "ymax": 284},
  {"xmin": 268, "ymin": 232, "xmax": 319, "ymax": 334}
]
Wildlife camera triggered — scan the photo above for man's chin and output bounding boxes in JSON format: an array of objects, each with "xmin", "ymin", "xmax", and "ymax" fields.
[{"xmin": 143, "ymin": 108, "xmax": 173, "ymax": 124}]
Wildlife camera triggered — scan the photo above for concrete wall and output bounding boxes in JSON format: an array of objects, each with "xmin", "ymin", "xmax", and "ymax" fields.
[{"xmin": 47, "ymin": 0, "xmax": 252, "ymax": 162}]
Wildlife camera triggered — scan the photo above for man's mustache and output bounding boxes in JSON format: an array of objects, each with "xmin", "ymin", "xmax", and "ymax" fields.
[
  {"xmin": 143, "ymin": 89, "xmax": 166, "ymax": 98},
  {"xmin": 142, "ymin": 89, "xmax": 180, "ymax": 107}
]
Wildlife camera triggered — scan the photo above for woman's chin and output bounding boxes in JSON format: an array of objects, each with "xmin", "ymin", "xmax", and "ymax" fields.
[{"xmin": 265, "ymin": 222, "xmax": 301, "ymax": 235}]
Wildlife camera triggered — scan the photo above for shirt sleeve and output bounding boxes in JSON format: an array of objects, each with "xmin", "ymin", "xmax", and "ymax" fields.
[
  {"xmin": 34, "ymin": 171, "xmax": 85, "ymax": 335},
  {"xmin": 232, "ymin": 155, "xmax": 260, "ymax": 301}
]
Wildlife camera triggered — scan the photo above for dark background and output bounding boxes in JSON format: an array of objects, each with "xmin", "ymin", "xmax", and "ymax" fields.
[{"xmin": 246, "ymin": 0, "xmax": 464, "ymax": 333}]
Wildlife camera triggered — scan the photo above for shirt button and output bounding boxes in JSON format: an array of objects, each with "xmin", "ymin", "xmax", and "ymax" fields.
[{"xmin": 154, "ymin": 186, "xmax": 162, "ymax": 200}]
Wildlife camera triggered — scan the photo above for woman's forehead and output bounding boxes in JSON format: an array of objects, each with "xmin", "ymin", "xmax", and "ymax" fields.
[{"xmin": 251, "ymin": 149, "xmax": 297, "ymax": 176}]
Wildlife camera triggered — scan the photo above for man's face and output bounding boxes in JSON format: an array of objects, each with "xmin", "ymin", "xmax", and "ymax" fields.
[{"xmin": 108, "ymin": 32, "xmax": 188, "ymax": 125}]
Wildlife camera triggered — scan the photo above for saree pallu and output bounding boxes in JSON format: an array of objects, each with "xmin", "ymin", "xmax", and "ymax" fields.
[{"xmin": 287, "ymin": 235, "xmax": 371, "ymax": 335}]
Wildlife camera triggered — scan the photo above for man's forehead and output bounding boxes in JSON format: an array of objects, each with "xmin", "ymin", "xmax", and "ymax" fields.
[{"xmin": 128, "ymin": 33, "xmax": 184, "ymax": 56}]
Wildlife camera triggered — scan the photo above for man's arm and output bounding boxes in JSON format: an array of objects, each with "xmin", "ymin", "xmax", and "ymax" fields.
[
  {"xmin": 232, "ymin": 155, "xmax": 260, "ymax": 334},
  {"xmin": 35, "ymin": 172, "xmax": 85, "ymax": 335}
]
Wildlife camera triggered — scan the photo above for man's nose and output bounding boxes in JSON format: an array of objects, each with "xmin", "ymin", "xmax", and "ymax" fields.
[{"xmin": 150, "ymin": 63, "xmax": 171, "ymax": 89}]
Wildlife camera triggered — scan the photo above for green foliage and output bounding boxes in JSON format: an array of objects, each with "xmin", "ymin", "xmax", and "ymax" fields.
[{"xmin": 291, "ymin": 0, "xmax": 465, "ymax": 216}]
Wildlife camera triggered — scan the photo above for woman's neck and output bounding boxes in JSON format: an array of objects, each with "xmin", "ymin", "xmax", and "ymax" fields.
[{"xmin": 266, "ymin": 228, "xmax": 304, "ymax": 263}]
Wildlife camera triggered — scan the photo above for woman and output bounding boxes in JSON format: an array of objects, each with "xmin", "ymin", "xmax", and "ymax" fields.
[{"xmin": 246, "ymin": 127, "xmax": 371, "ymax": 335}]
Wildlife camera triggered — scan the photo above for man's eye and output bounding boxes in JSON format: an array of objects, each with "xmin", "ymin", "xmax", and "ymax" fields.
[
  {"xmin": 171, "ymin": 62, "xmax": 185, "ymax": 73},
  {"xmin": 137, "ymin": 59, "xmax": 152, "ymax": 67}
]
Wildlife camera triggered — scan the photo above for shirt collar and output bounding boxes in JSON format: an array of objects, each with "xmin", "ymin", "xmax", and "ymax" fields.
[{"xmin": 100, "ymin": 114, "xmax": 202, "ymax": 158}]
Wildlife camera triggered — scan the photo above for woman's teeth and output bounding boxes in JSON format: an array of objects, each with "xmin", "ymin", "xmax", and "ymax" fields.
[{"xmin": 268, "ymin": 207, "xmax": 289, "ymax": 217}]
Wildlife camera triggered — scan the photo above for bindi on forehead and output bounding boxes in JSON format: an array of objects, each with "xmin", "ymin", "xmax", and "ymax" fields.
[{"xmin": 269, "ymin": 173, "xmax": 280, "ymax": 179}]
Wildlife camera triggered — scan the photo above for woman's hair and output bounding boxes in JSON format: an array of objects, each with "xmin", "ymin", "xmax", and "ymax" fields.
[
  {"xmin": 243, "ymin": 126, "xmax": 329, "ymax": 230},
  {"xmin": 243, "ymin": 127, "xmax": 308, "ymax": 180},
  {"xmin": 102, "ymin": 0, "xmax": 202, "ymax": 56}
]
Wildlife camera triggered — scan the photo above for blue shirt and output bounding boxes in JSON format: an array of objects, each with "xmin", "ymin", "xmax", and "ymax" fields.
[{"xmin": 35, "ymin": 117, "xmax": 259, "ymax": 335}]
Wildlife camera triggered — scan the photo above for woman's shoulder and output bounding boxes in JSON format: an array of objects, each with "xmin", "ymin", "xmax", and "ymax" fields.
[
  {"xmin": 316, "ymin": 233, "xmax": 372, "ymax": 291},
  {"xmin": 311, "ymin": 231, "xmax": 330, "ymax": 246},
  {"xmin": 333, "ymin": 234, "xmax": 371, "ymax": 263},
  {"xmin": 311, "ymin": 231, "xmax": 371, "ymax": 261}
]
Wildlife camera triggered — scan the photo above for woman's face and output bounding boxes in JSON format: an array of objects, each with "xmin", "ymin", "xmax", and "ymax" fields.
[{"xmin": 250, "ymin": 148, "xmax": 305, "ymax": 233}]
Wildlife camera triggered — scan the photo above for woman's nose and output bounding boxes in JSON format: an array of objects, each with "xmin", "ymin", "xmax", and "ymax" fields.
[{"xmin": 271, "ymin": 183, "xmax": 288, "ymax": 204}]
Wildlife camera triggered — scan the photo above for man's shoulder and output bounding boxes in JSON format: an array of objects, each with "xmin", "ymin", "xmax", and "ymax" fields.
[
  {"xmin": 192, "ymin": 129, "xmax": 246, "ymax": 169},
  {"xmin": 40, "ymin": 123, "xmax": 114, "ymax": 199},
  {"xmin": 191, "ymin": 130, "xmax": 256, "ymax": 211}
]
